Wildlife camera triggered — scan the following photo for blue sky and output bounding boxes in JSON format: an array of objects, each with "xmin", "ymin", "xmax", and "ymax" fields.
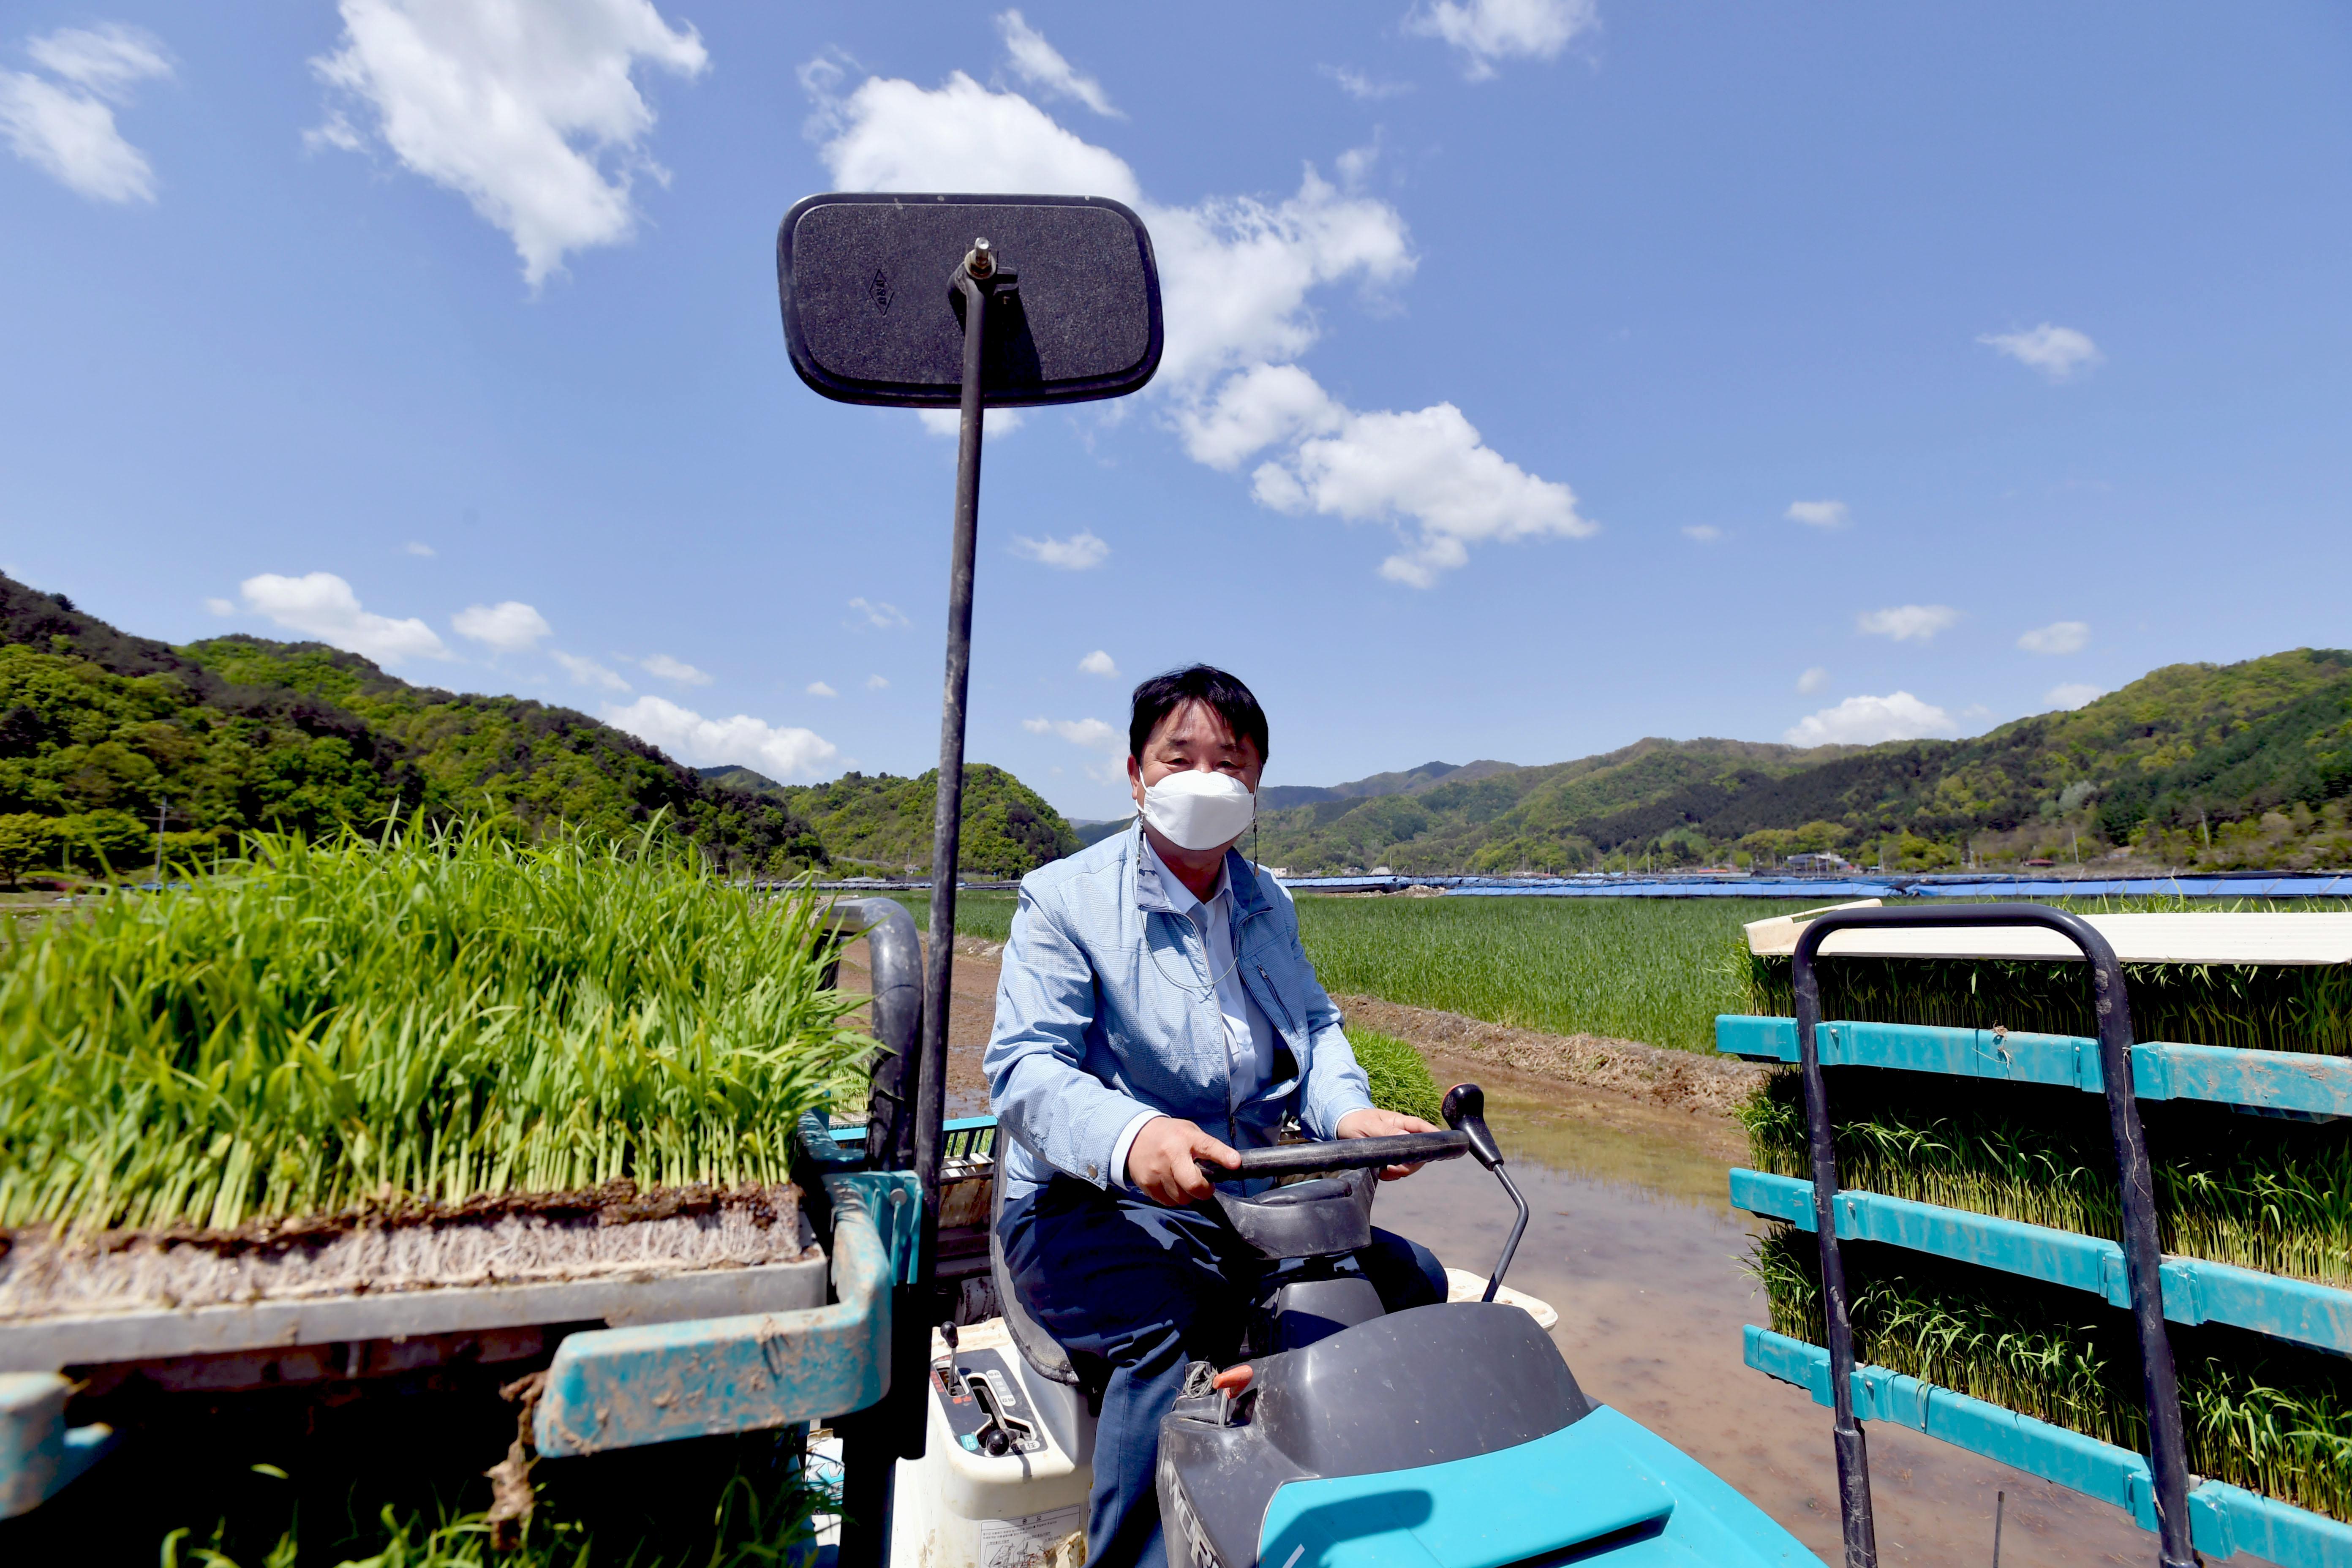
[{"xmin": 4, "ymin": 3, "xmax": 2348, "ymax": 819}]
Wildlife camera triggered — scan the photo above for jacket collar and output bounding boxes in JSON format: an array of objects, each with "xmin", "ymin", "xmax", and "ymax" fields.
[{"xmin": 1130, "ymin": 821, "xmax": 1269, "ymax": 921}]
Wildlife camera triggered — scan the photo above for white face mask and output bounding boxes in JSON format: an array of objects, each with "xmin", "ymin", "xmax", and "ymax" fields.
[{"xmin": 1140, "ymin": 769, "xmax": 1256, "ymax": 852}]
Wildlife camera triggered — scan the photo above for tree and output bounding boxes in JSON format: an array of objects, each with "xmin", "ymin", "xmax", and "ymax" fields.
[
  {"xmin": 60, "ymin": 808, "xmax": 148, "ymax": 873},
  {"xmin": 0, "ymin": 813, "xmax": 56, "ymax": 886}
]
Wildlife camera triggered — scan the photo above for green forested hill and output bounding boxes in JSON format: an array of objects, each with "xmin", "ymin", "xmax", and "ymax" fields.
[
  {"xmin": 0, "ymin": 573, "xmax": 1086, "ymax": 885},
  {"xmin": 0, "ymin": 575, "xmax": 817, "ymax": 878},
  {"xmin": 1255, "ymin": 650, "xmax": 2352, "ymax": 874},
  {"xmin": 699, "ymin": 764, "xmax": 1080, "ymax": 878}
]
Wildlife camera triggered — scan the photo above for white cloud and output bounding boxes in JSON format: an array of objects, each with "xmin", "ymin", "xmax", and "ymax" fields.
[
  {"xmin": 812, "ymin": 68, "xmax": 1138, "ymax": 204},
  {"xmin": 240, "ymin": 572, "xmax": 450, "ymax": 664},
  {"xmin": 1078, "ymin": 650, "xmax": 1119, "ymax": 677},
  {"xmin": 0, "ymin": 24, "xmax": 172, "ymax": 204},
  {"xmin": 309, "ymin": 0, "xmax": 708, "ymax": 286},
  {"xmin": 1175, "ymin": 362, "xmax": 1342, "ymax": 470},
  {"xmin": 1011, "ymin": 531, "xmax": 1111, "ymax": 571},
  {"xmin": 1979, "ymin": 323, "xmax": 2102, "ymax": 382},
  {"xmin": 802, "ymin": 65, "xmax": 1583, "ymax": 587},
  {"xmin": 1797, "ymin": 666, "xmax": 1829, "ymax": 695},
  {"xmin": 848, "ymin": 597, "xmax": 910, "ymax": 629},
  {"xmin": 1149, "ymin": 174, "xmax": 1415, "ymax": 390},
  {"xmin": 29, "ymin": 23, "xmax": 173, "ymax": 95},
  {"xmin": 1321, "ymin": 65, "xmax": 1410, "ymax": 101},
  {"xmin": 806, "ymin": 681, "xmax": 838, "ymax": 698},
  {"xmin": 1024, "ymin": 714, "xmax": 1124, "ymax": 781},
  {"xmin": 1784, "ymin": 691, "xmax": 1959, "ymax": 746},
  {"xmin": 1024, "ymin": 716, "xmax": 1120, "ymax": 748},
  {"xmin": 1785, "ymin": 499, "xmax": 1848, "ymax": 530},
  {"xmin": 2017, "ymin": 619, "xmax": 2090, "ymax": 655},
  {"xmin": 806, "ymin": 69, "xmax": 1411, "ymax": 391},
  {"xmin": 1857, "ymin": 604, "xmax": 1960, "ymax": 643},
  {"xmin": 865, "ymin": 674, "xmax": 889, "ymax": 691},
  {"xmin": 996, "ymin": 10, "xmax": 1120, "ymax": 118},
  {"xmin": 1682, "ymin": 525, "xmax": 1723, "ymax": 543},
  {"xmin": 2044, "ymin": 683, "xmax": 2105, "ymax": 711},
  {"xmin": 1252, "ymin": 395, "xmax": 1595, "ymax": 587},
  {"xmin": 917, "ymin": 406, "xmax": 1026, "ymax": 438},
  {"xmin": 638, "ymin": 652, "xmax": 711, "ymax": 686},
  {"xmin": 604, "ymin": 694, "xmax": 837, "ymax": 779},
  {"xmin": 403, "ymin": 540, "xmax": 436, "ymax": 557},
  {"xmin": 554, "ymin": 650, "xmax": 631, "ymax": 691},
  {"xmin": 451, "ymin": 599, "xmax": 551, "ymax": 652},
  {"xmin": 1405, "ymin": 0, "xmax": 1597, "ymax": 79},
  {"xmin": 204, "ymin": 597, "xmax": 234, "ymax": 617}
]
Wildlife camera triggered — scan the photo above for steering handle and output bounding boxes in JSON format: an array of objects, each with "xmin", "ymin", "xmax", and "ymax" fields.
[{"xmin": 1198, "ymin": 1130, "xmax": 1469, "ymax": 1182}]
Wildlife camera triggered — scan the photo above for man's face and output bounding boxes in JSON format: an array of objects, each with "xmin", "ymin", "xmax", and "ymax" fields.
[{"xmin": 1127, "ymin": 700, "xmax": 1264, "ymax": 817}]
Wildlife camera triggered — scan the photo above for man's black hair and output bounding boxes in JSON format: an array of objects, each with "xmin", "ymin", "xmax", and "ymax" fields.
[{"xmin": 1128, "ymin": 665, "xmax": 1270, "ymax": 763}]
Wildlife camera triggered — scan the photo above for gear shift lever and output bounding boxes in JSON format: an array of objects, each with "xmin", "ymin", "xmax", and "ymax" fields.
[{"xmin": 1443, "ymin": 1083, "xmax": 1529, "ymax": 1303}]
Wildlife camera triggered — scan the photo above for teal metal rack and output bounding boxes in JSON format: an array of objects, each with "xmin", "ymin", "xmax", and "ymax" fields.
[{"xmin": 1721, "ymin": 999, "xmax": 2352, "ymax": 1565}]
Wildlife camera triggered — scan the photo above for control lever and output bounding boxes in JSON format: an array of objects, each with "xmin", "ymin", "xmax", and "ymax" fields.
[{"xmin": 1442, "ymin": 1083, "xmax": 1529, "ymax": 1304}]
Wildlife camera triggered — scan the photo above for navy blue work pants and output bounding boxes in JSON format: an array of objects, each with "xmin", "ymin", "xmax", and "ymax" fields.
[{"xmin": 998, "ymin": 1177, "xmax": 1447, "ymax": 1568}]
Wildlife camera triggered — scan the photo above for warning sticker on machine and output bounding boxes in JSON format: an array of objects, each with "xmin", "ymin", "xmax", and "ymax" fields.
[{"xmin": 977, "ymin": 1505, "xmax": 1085, "ymax": 1568}]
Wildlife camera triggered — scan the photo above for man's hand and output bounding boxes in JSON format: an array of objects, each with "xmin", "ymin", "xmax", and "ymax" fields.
[
  {"xmin": 1126, "ymin": 1117, "xmax": 1241, "ymax": 1206},
  {"xmin": 1336, "ymin": 1107, "xmax": 1439, "ymax": 1181}
]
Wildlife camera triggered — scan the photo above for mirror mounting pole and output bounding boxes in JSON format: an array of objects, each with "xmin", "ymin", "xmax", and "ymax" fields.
[{"xmin": 913, "ymin": 244, "xmax": 1004, "ymax": 1304}]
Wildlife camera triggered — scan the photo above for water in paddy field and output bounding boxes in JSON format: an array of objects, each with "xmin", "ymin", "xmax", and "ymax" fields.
[{"xmin": 1375, "ymin": 1081, "xmax": 2212, "ymax": 1568}]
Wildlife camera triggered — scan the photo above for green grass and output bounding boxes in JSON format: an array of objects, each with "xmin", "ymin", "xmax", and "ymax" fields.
[
  {"xmin": 1350, "ymin": 1028, "xmax": 1443, "ymax": 1123},
  {"xmin": 890, "ymin": 890, "xmax": 1017, "ymax": 943},
  {"xmin": 1756, "ymin": 1228, "xmax": 2352, "ymax": 1522},
  {"xmin": 907, "ymin": 889, "xmax": 1771, "ymax": 1053},
  {"xmin": 0, "ymin": 821, "xmax": 864, "ymax": 1234},
  {"xmin": 1293, "ymin": 895, "xmax": 1779, "ymax": 1053}
]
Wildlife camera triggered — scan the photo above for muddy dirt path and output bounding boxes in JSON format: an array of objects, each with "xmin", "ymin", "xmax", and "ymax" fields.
[{"xmin": 831, "ymin": 935, "xmax": 999, "ymax": 1116}]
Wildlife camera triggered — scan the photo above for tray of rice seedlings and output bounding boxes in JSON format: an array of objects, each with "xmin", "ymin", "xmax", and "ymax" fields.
[
  {"xmin": 1752, "ymin": 1230, "xmax": 2352, "ymax": 1524},
  {"xmin": 0, "ymin": 821, "xmax": 868, "ymax": 1373}
]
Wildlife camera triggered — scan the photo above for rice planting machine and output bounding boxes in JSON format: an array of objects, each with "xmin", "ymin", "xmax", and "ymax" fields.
[{"xmin": 1721, "ymin": 901, "xmax": 2352, "ymax": 1568}]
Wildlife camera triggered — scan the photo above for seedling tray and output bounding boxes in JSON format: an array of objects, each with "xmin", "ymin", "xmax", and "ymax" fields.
[{"xmin": 0, "ymin": 1222, "xmax": 824, "ymax": 1374}]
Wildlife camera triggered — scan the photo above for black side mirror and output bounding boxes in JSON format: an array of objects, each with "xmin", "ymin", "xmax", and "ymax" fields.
[
  {"xmin": 1441, "ymin": 1083, "xmax": 1503, "ymax": 1171},
  {"xmin": 776, "ymin": 192, "xmax": 1162, "ymax": 409}
]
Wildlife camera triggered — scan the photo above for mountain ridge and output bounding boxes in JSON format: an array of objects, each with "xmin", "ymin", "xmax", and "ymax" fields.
[{"xmin": 1250, "ymin": 659, "xmax": 2352, "ymax": 874}]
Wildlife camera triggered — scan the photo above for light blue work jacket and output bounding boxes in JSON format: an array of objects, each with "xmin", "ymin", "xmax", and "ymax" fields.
[{"xmin": 985, "ymin": 825, "xmax": 1375, "ymax": 1199}]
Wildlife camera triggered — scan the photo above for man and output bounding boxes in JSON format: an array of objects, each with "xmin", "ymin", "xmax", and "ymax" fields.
[{"xmin": 986, "ymin": 664, "xmax": 1445, "ymax": 1568}]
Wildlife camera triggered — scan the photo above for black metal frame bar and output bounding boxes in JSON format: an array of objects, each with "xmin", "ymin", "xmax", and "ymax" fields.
[
  {"xmin": 819, "ymin": 897, "xmax": 926, "ymax": 1568},
  {"xmin": 916, "ymin": 260, "xmax": 1005, "ymax": 1263},
  {"xmin": 1790, "ymin": 903, "xmax": 2192, "ymax": 1568}
]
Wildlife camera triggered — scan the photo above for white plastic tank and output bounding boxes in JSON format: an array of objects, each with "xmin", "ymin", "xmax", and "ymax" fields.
[{"xmin": 888, "ymin": 1318, "xmax": 1095, "ymax": 1568}]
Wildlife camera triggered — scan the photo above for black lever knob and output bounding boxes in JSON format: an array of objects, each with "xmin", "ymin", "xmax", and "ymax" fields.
[
  {"xmin": 1441, "ymin": 1083, "xmax": 1503, "ymax": 1170},
  {"xmin": 980, "ymin": 1424, "xmax": 1012, "ymax": 1456}
]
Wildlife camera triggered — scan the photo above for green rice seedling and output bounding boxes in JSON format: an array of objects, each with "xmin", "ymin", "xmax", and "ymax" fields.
[
  {"xmin": 1738, "ymin": 1070, "xmax": 2352, "ymax": 1285},
  {"xmin": 1349, "ymin": 1028, "xmax": 1445, "ymax": 1124},
  {"xmin": 154, "ymin": 1452, "xmax": 826, "ymax": 1568},
  {"xmin": 0, "ymin": 819, "xmax": 866, "ymax": 1236},
  {"xmin": 1293, "ymin": 895, "xmax": 1778, "ymax": 1053},
  {"xmin": 1755, "ymin": 1228, "xmax": 2352, "ymax": 1522}
]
